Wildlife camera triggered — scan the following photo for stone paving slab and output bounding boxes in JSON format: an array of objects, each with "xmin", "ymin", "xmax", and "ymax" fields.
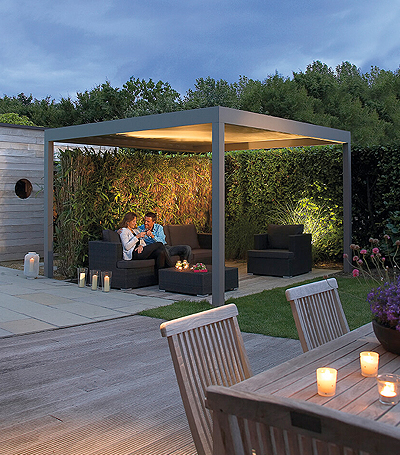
[{"xmin": 0, "ymin": 264, "xmax": 339, "ymax": 338}]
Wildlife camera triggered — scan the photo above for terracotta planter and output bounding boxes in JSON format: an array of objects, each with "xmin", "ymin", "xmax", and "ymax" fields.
[{"xmin": 373, "ymin": 320, "xmax": 400, "ymax": 355}]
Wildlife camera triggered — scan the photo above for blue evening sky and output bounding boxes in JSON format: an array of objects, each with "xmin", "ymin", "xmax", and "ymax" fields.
[{"xmin": 0, "ymin": 0, "xmax": 399, "ymax": 100}]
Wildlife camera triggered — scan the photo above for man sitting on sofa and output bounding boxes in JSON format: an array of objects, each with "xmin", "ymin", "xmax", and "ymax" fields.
[{"xmin": 138, "ymin": 212, "xmax": 191, "ymax": 266}]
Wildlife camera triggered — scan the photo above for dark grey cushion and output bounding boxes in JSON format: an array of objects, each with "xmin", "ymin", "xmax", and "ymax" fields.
[
  {"xmin": 103, "ymin": 229, "xmax": 121, "ymax": 243},
  {"xmin": 117, "ymin": 259, "xmax": 155, "ymax": 269},
  {"xmin": 267, "ymin": 224, "xmax": 303, "ymax": 249},
  {"xmin": 247, "ymin": 249, "xmax": 294, "ymax": 259},
  {"xmin": 167, "ymin": 224, "xmax": 200, "ymax": 249}
]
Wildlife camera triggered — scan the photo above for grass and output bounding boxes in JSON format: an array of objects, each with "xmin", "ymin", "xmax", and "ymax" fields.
[{"xmin": 139, "ymin": 275, "xmax": 375, "ymax": 340}]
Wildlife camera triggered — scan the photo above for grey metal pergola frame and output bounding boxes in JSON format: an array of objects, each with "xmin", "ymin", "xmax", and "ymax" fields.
[{"xmin": 44, "ymin": 106, "xmax": 351, "ymax": 306}]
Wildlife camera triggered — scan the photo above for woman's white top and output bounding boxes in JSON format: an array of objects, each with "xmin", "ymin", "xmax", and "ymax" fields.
[{"xmin": 119, "ymin": 227, "xmax": 146, "ymax": 260}]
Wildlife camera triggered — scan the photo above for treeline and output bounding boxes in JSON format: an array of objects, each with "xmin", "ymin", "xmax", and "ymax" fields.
[{"xmin": 1, "ymin": 60, "xmax": 400, "ymax": 147}]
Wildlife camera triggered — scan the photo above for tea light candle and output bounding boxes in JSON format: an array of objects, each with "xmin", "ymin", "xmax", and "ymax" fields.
[
  {"xmin": 91, "ymin": 274, "xmax": 98, "ymax": 291},
  {"xmin": 360, "ymin": 351, "xmax": 379, "ymax": 377},
  {"xmin": 29, "ymin": 257, "xmax": 35, "ymax": 272},
  {"xmin": 104, "ymin": 275, "xmax": 110, "ymax": 292},
  {"xmin": 79, "ymin": 272, "xmax": 86, "ymax": 287},
  {"xmin": 377, "ymin": 373, "xmax": 400, "ymax": 405},
  {"xmin": 316, "ymin": 368, "xmax": 337, "ymax": 396}
]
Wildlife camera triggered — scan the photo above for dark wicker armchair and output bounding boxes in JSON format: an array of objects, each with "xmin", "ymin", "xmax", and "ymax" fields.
[{"xmin": 247, "ymin": 224, "xmax": 312, "ymax": 277}]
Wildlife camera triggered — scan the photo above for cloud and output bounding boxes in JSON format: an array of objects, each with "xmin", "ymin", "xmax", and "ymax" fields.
[{"xmin": 0, "ymin": 0, "xmax": 399, "ymax": 100}]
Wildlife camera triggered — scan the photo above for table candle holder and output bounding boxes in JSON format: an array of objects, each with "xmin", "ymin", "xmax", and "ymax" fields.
[
  {"xmin": 90, "ymin": 270, "xmax": 100, "ymax": 291},
  {"xmin": 77, "ymin": 267, "xmax": 88, "ymax": 288},
  {"xmin": 101, "ymin": 271, "xmax": 112, "ymax": 292},
  {"xmin": 377, "ymin": 373, "xmax": 400, "ymax": 405},
  {"xmin": 316, "ymin": 367, "xmax": 337, "ymax": 397},
  {"xmin": 360, "ymin": 351, "xmax": 379, "ymax": 377}
]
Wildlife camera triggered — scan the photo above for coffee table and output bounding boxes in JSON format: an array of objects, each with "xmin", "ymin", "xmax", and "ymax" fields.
[{"xmin": 158, "ymin": 266, "xmax": 238, "ymax": 296}]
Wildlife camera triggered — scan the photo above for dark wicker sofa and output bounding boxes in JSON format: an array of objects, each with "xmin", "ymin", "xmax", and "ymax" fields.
[
  {"xmin": 88, "ymin": 230, "xmax": 157, "ymax": 289},
  {"xmin": 247, "ymin": 224, "xmax": 312, "ymax": 277},
  {"xmin": 88, "ymin": 224, "xmax": 212, "ymax": 289},
  {"xmin": 163, "ymin": 224, "xmax": 212, "ymax": 264}
]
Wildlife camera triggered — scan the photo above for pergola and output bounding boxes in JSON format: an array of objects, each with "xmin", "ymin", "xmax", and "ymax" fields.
[{"xmin": 44, "ymin": 106, "xmax": 351, "ymax": 306}]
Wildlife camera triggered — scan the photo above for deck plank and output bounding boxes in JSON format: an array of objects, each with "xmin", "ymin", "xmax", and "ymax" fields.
[{"xmin": 0, "ymin": 314, "xmax": 301, "ymax": 454}]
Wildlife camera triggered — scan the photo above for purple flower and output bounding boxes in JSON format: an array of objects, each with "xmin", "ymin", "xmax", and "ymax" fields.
[
  {"xmin": 343, "ymin": 253, "xmax": 348, "ymax": 258},
  {"xmin": 353, "ymin": 255, "xmax": 359, "ymax": 262},
  {"xmin": 373, "ymin": 247, "xmax": 379, "ymax": 254},
  {"xmin": 360, "ymin": 249, "xmax": 367, "ymax": 255},
  {"xmin": 358, "ymin": 259, "xmax": 363, "ymax": 265},
  {"xmin": 352, "ymin": 269, "xmax": 359, "ymax": 277},
  {"xmin": 384, "ymin": 234, "xmax": 390, "ymax": 240}
]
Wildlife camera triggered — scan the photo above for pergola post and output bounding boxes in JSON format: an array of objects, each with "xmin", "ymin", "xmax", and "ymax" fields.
[
  {"xmin": 211, "ymin": 121, "xmax": 225, "ymax": 306},
  {"xmin": 44, "ymin": 139, "xmax": 54, "ymax": 278},
  {"xmin": 343, "ymin": 141, "xmax": 352, "ymax": 273}
]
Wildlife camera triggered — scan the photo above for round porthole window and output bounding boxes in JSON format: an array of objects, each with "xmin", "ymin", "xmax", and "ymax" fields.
[{"xmin": 15, "ymin": 179, "xmax": 33, "ymax": 199}]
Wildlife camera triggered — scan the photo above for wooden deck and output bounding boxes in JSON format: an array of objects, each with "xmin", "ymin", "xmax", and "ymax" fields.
[{"xmin": 0, "ymin": 315, "xmax": 301, "ymax": 454}]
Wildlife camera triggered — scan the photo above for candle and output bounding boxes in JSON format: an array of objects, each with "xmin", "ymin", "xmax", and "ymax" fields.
[
  {"xmin": 104, "ymin": 275, "xmax": 110, "ymax": 292},
  {"xmin": 91, "ymin": 274, "xmax": 98, "ymax": 291},
  {"xmin": 377, "ymin": 373, "xmax": 400, "ymax": 405},
  {"xmin": 360, "ymin": 351, "xmax": 379, "ymax": 377},
  {"xmin": 29, "ymin": 257, "xmax": 34, "ymax": 272},
  {"xmin": 79, "ymin": 272, "xmax": 86, "ymax": 288},
  {"xmin": 316, "ymin": 368, "xmax": 337, "ymax": 396}
]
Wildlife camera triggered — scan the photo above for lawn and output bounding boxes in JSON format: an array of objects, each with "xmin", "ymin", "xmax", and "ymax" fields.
[{"xmin": 139, "ymin": 275, "xmax": 375, "ymax": 339}]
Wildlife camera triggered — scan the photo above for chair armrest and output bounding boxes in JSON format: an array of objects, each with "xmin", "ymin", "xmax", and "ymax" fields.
[
  {"xmin": 198, "ymin": 233, "xmax": 212, "ymax": 249},
  {"xmin": 254, "ymin": 233, "xmax": 268, "ymax": 250},
  {"xmin": 289, "ymin": 234, "xmax": 312, "ymax": 256},
  {"xmin": 89, "ymin": 240, "xmax": 122, "ymax": 266}
]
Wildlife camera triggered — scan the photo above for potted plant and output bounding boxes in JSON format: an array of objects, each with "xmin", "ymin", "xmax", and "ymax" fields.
[
  {"xmin": 345, "ymin": 236, "xmax": 400, "ymax": 354},
  {"xmin": 191, "ymin": 262, "xmax": 208, "ymax": 273}
]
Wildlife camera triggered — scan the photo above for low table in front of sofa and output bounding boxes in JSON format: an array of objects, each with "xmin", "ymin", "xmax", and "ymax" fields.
[{"xmin": 158, "ymin": 266, "xmax": 238, "ymax": 296}]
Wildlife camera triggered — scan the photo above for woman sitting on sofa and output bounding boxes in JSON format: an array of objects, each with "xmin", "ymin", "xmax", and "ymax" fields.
[{"xmin": 118, "ymin": 212, "xmax": 166, "ymax": 271}]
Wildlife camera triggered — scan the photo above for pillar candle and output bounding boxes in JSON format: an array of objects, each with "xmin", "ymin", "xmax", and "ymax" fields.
[
  {"xmin": 91, "ymin": 274, "xmax": 98, "ymax": 291},
  {"xmin": 104, "ymin": 275, "xmax": 110, "ymax": 292},
  {"xmin": 79, "ymin": 272, "xmax": 86, "ymax": 287},
  {"xmin": 29, "ymin": 257, "xmax": 35, "ymax": 272}
]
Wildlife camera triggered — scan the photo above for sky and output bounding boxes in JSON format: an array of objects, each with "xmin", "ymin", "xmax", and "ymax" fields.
[{"xmin": 0, "ymin": 0, "xmax": 400, "ymax": 101}]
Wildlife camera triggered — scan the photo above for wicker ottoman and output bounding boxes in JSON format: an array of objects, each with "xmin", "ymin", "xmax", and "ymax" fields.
[{"xmin": 158, "ymin": 266, "xmax": 238, "ymax": 296}]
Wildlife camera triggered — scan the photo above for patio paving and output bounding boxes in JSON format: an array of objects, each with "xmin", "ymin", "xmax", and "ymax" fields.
[{"xmin": 0, "ymin": 262, "xmax": 338, "ymax": 338}]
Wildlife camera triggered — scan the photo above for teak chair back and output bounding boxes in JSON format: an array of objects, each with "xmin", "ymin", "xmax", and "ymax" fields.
[
  {"xmin": 206, "ymin": 385, "xmax": 400, "ymax": 455},
  {"xmin": 160, "ymin": 304, "xmax": 252, "ymax": 455},
  {"xmin": 285, "ymin": 278, "xmax": 350, "ymax": 352}
]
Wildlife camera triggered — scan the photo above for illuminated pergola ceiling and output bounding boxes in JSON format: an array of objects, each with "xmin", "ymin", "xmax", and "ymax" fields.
[{"xmin": 54, "ymin": 108, "xmax": 348, "ymax": 153}]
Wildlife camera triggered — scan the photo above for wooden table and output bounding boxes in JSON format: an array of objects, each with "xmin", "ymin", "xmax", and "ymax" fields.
[{"xmin": 233, "ymin": 323, "xmax": 400, "ymax": 426}]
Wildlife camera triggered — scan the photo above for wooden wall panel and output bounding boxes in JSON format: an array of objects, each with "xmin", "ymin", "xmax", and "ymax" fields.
[{"xmin": 0, "ymin": 124, "xmax": 45, "ymax": 261}]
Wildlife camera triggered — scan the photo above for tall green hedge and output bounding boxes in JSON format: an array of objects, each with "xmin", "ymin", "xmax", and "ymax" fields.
[{"xmin": 54, "ymin": 144, "xmax": 400, "ymax": 277}]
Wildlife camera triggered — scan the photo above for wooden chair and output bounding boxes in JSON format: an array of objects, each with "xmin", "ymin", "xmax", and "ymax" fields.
[
  {"xmin": 160, "ymin": 303, "xmax": 252, "ymax": 455},
  {"xmin": 206, "ymin": 385, "xmax": 400, "ymax": 455},
  {"xmin": 285, "ymin": 278, "xmax": 350, "ymax": 352}
]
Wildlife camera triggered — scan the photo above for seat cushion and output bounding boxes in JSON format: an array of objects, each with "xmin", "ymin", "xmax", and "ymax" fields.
[
  {"xmin": 166, "ymin": 224, "xmax": 200, "ymax": 249},
  {"xmin": 267, "ymin": 224, "xmax": 303, "ymax": 249},
  {"xmin": 247, "ymin": 249, "xmax": 294, "ymax": 259},
  {"xmin": 117, "ymin": 259, "xmax": 155, "ymax": 269},
  {"xmin": 103, "ymin": 229, "xmax": 121, "ymax": 243}
]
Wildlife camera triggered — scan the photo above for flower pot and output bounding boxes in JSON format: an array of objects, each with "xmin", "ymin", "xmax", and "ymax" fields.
[
  {"xmin": 193, "ymin": 269, "xmax": 207, "ymax": 273},
  {"xmin": 372, "ymin": 320, "xmax": 400, "ymax": 355}
]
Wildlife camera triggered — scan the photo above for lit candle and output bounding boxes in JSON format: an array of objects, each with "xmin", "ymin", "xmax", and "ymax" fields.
[
  {"xmin": 104, "ymin": 275, "xmax": 110, "ymax": 292},
  {"xmin": 29, "ymin": 257, "xmax": 34, "ymax": 272},
  {"xmin": 91, "ymin": 274, "xmax": 98, "ymax": 291},
  {"xmin": 360, "ymin": 351, "xmax": 379, "ymax": 377},
  {"xmin": 79, "ymin": 272, "xmax": 86, "ymax": 287},
  {"xmin": 316, "ymin": 368, "xmax": 337, "ymax": 396},
  {"xmin": 377, "ymin": 373, "xmax": 400, "ymax": 405}
]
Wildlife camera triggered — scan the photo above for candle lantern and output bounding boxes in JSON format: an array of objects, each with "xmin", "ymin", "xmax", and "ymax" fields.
[
  {"xmin": 77, "ymin": 267, "xmax": 88, "ymax": 288},
  {"xmin": 24, "ymin": 252, "xmax": 40, "ymax": 279},
  {"xmin": 377, "ymin": 373, "xmax": 400, "ymax": 405},
  {"xmin": 360, "ymin": 351, "xmax": 379, "ymax": 377},
  {"xmin": 101, "ymin": 271, "xmax": 112, "ymax": 292},
  {"xmin": 90, "ymin": 270, "xmax": 100, "ymax": 291},
  {"xmin": 316, "ymin": 367, "xmax": 338, "ymax": 397}
]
